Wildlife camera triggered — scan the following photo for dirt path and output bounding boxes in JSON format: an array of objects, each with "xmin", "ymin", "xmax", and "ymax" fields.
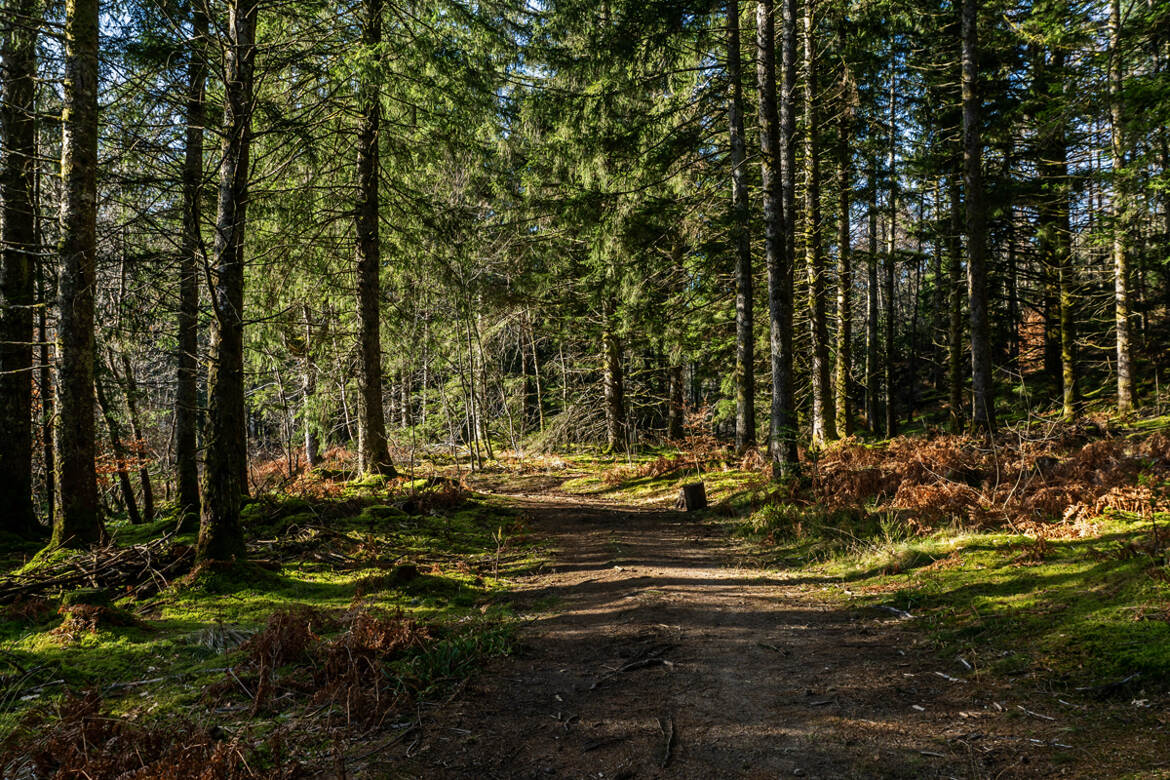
[{"xmin": 366, "ymin": 494, "xmax": 1117, "ymax": 779}]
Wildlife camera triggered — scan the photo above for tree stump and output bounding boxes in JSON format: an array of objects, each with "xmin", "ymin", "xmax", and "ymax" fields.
[{"xmin": 676, "ymin": 482, "xmax": 707, "ymax": 511}]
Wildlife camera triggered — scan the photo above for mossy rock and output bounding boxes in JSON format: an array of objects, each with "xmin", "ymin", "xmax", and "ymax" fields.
[
  {"xmin": 354, "ymin": 472, "xmax": 388, "ymax": 487},
  {"xmin": 61, "ymin": 588, "xmax": 114, "ymax": 608}
]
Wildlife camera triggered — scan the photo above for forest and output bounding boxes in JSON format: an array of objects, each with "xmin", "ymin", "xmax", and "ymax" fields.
[{"xmin": 2, "ymin": 0, "xmax": 1170, "ymax": 775}]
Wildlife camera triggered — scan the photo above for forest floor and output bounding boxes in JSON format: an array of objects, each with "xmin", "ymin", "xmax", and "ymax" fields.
[
  {"xmin": 4, "ymin": 424, "xmax": 1170, "ymax": 777},
  {"xmin": 362, "ymin": 475, "xmax": 1168, "ymax": 779}
]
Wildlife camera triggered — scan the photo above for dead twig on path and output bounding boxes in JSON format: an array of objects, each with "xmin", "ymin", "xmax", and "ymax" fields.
[{"xmin": 658, "ymin": 715, "xmax": 675, "ymax": 767}]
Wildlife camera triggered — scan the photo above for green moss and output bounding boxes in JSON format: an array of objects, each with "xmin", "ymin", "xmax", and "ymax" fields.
[
  {"xmin": 735, "ymin": 504, "xmax": 1170, "ymax": 688},
  {"xmin": 0, "ymin": 490, "xmax": 540, "ymax": 743}
]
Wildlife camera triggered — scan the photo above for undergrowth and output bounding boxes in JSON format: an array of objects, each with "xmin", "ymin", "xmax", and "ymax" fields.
[
  {"xmin": 721, "ymin": 415, "xmax": 1170, "ymax": 694},
  {"xmin": 564, "ymin": 413, "xmax": 1170, "ymax": 693},
  {"xmin": 0, "ymin": 466, "xmax": 539, "ymax": 776}
]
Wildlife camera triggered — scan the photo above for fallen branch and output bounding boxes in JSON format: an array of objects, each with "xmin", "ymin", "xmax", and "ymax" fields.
[
  {"xmin": 658, "ymin": 715, "xmax": 675, "ymax": 768},
  {"xmin": 1016, "ymin": 705, "xmax": 1056, "ymax": 721}
]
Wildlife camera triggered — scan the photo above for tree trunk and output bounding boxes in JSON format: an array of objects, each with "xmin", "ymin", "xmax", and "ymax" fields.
[
  {"xmin": 757, "ymin": 0, "xmax": 798, "ymax": 476},
  {"xmin": 1109, "ymin": 0, "xmax": 1134, "ymax": 414},
  {"xmin": 1041, "ymin": 260, "xmax": 1060, "ymax": 383},
  {"xmin": 53, "ymin": 0, "xmax": 104, "ymax": 547},
  {"xmin": 176, "ymin": 1, "xmax": 206, "ymax": 530},
  {"xmin": 803, "ymin": 3, "xmax": 833, "ymax": 445},
  {"xmin": 473, "ymin": 315, "xmax": 494, "ymax": 459},
  {"xmin": 883, "ymin": 70, "xmax": 898, "ymax": 437},
  {"xmin": 961, "ymin": 0, "xmax": 996, "ymax": 434},
  {"xmin": 931, "ymin": 178, "xmax": 946, "ymax": 393},
  {"xmin": 947, "ymin": 175, "xmax": 964, "ymax": 430},
  {"xmin": 520, "ymin": 328, "xmax": 535, "ymax": 434},
  {"xmin": 38, "ymin": 236, "xmax": 54, "ymax": 522},
  {"xmin": 301, "ymin": 309, "xmax": 319, "ymax": 468},
  {"xmin": 527, "ymin": 317, "xmax": 544, "ymax": 433},
  {"xmin": 119, "ymin": 354, "xmax": 153, "ymax": 523},
  {"xmin": 907, "ymin": 196, "xmax": 923, "ymax": 427},
  {"xmin": 865, "ymin": 161, "xmax": 880, "ymax": 432},
  {"xmin": 727, "ymin": 0, "xmax": 756, "ymax": 452},
  {"xmin": 1037, "ymin": 48, "xmax": 1078, "ymax": 419},
  {"xmin": 1059, "ymin": 205, "xmax": 1078, "ymax": 420},
  {"xmin": 667, "ymin": 362, "xmax": 684, "ymax": 440},
  {"xmin": 602, "ymin": 311, "xmax": 625, "ymax": 452},
  {"xmin": 0, "ymin": 0, "xmax": 41, "ymax": 536},
  {"xmin": 833, "ymin": 85, "xmax": 853, "ymax": 438},
  {"xmin": 777, "ymin": 0, "xmax": 798, "ymax": 472},
  {"xmin": 95, "ymin": 367, "xmax": 141, "ymax": 525},
  {"xmin": 355, "ymin": 0, "xmax": 395, "ymax": 475},
  {"xmin": 400, "ymin": 370, "xmax": 412, "ymax": 428},
  {"xmin": 198, "ymin": 0, "xmax": 256, "ymax": 562}
]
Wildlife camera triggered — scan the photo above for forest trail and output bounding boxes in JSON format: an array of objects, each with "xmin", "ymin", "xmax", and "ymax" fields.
[{"xmin": 370, "ymin": 492, "xmax": 1089, "ymax": 779}]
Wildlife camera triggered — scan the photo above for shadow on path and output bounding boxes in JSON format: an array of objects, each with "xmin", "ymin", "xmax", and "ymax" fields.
[{"xmin": 362, "ymin": 493, "xmax": 1109, "ymax": 779}]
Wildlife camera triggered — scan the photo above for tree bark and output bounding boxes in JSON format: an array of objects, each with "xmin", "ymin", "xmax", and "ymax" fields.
[
  {"xmin": 0, "ymin": 0, "xmax": 41, "ymax": 536},
  {"xmin": 527, "ymin": 316, "xmax": 544, "ymax": 433},
  {"xmin": 777, "ymin": 0, "xmax": 798, "ymax": 471},
  {"xmin": 803, "ymin": 3, "xmax": 833, "ymax": 445},
  {"xmin": 1037, "ymin": 47, "xmax": 1078, "ymax": 419},
  {"xmin": 602, "ymin": 309, "xmax": 626, "ymax": 451},
  {"xmin": 833, "ymin": 80, "xmax": 853, "ymax": 438},
  {"xmin": 1109, "ymin": 0, "xmax": 1134, "ymax": 414},
  {"xmin": 119, "ymin": 354, "xmax": 153, "ymax": 523},
  {"xmin": 198, "ymin": 0, "xmax": 256, "ymax": 562},
  {"xmin": 883, "ymin": 68, "xmax": 898, "ymax": 437},
  {"xmin": 96, "ymin": 367, "xmax": 141, "ymax": 525},
  {"xmin": 931, "ymin": 178, "xmax": 946, "ymax": 393},
  {"xmin": 38, "ymin": 235, "xmax": 54, "ymax": 522},
  {"xmin": 865, "ymin": 161, "xmax": 880, "ymax": 432},
  {"xmin": 727, "ymin": 0, "xmax": 756, "ymax": 452},
  {"xmin": 53, "ymin": 0, "xmax": 104, "ymax": 547},
  {"xmin": 301, "ymin": 307, "xmax": 319, "ymax": 468},
  {"xmin": 947, "ymin": 175, "xmax": 963, "ymax": 430},
  {"xmin": 176, "ymin": 0, "xmax": 206, "ymax": 530},
  {"xmin": 961, "ymin": 0, "xmax": 996, "ymax": 434},
  {"xmin": 757, "ymin": 0, "xmax": 798, "ymax": 476},
  {"xmin": 667, "ymin": 362, "xmax": 684, "ymax": 440},
  {"xmin": 355, "ymin": 0, "xmax": 395, "ymax": 475}
]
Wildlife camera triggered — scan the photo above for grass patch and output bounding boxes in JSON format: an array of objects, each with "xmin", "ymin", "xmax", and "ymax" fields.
[
  {"xmin": 555, "ymin": 450, "xmax": 763, "ymax": 505},
  {"xmin": 736, "ymin": 502, "xmax": 1170, "ymax": 689}
]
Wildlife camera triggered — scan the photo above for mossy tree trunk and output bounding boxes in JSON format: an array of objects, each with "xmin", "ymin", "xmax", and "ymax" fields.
[
  {"xmin": 53, "ymin": 0, "xmax": 104, "ymax": 548},
  {"xmin": 354, "ymin": 0, "xmax": 395, "ymax": 477},
  {"xmin": 833, "ymin": 80, "xmax": 853, "ymax": 438},
  {"xmin": 757, "ymin": 0, "xmax": 798, "ymax": 478},
  {"xmin": 883, "ymin": 68, "xmax": 898, "ymax": 438},
  {"xmin": 803, "ymin": 2, "xmax": 833, "ymax": 446},
  {"xmin": 602, "ymin": 309, "xmax": 626, "ymax": 452},
  {"xmin": 198, "ymin": 0, "xmax": 256, "ymax": 562},
  {"xmin": 1109, "ymin": 0, "xmax": 1134, "ymax": 415},
  {"xmin": 947, "ymin": 174, "xmax": 964, "ymax": 431},
  {"xmin": 961, "ymin": 0, "xmax": 996, "ymax": 435},
  {"xmin": 0, "ymin": 0, "xmax": 42, "ymax": 537},
  {"xmin": 727, "ymin": 0, "xmax": 756, "ymax": 453},
  {"xmin": 865, "ymin": 161, "xmax": 880, "ymax": 433},
  {"xmin": 176, "ymin": 1, "xmax": 207, "ymax": 531}
]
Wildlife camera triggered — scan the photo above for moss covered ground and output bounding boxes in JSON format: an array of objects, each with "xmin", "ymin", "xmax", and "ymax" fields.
[{"xmin": 0, "ymin": 476, "xmax": 542, "ymax": 772}]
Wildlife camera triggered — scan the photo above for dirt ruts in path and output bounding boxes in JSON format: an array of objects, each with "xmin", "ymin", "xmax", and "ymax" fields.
[{"xmin": 365, "ymin": 494, "xmax": 1102, "ymax": 779}]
